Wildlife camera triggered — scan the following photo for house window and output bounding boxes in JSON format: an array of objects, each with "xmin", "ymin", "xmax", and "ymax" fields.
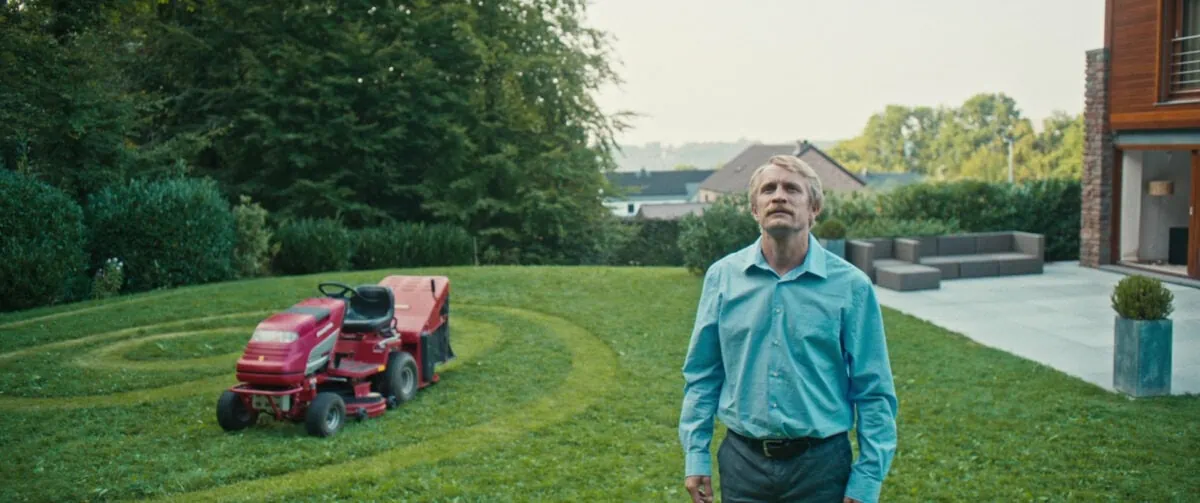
[
  {"xmin": 1164, "ymin": 0, "xmax": 1200, "ymax": 100},
  {"xmin": 627, "ymin": 203, "xmax": 635, "ymax": 214}
]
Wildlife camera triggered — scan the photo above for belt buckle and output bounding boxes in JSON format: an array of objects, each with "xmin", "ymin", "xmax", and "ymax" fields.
[{"xmin": 762, "ymin": 439, "xmax": 784, "ymax": 457}]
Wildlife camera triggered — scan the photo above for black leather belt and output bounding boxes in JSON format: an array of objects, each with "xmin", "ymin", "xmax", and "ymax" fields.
[{"xmin": 727, "ymin": 428, "xmax": 843, "ymax": 459}]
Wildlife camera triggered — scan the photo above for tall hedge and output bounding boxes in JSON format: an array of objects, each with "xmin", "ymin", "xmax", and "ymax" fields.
[
  {"xmin": 351, "ymin": 222, "xmax": 474, "ymax": 270},
  {"xmin": 677, "ymin": 193, "xmax": 759, "ymax": 275},
  {"xmin": 86, "ymin": 177, "xmax": 236, "ymax": 293},
  {"xmin": 0, "ymin": 170, "xmax": 89, "ymax": 311},
  {"xmin": 272, "ymin": 218, "xmax": 354, "ymax": 275},
  {"xmin": 613, "ymin": 219, "xmax": 685, "ymax": 266}
]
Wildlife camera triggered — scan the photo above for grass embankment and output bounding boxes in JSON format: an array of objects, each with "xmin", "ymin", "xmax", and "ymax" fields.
[{"xmin": 0, "ymin": 267, "xmax": 1195, "ymax": 502}]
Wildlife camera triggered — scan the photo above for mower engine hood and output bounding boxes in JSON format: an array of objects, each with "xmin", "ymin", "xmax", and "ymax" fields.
[{"xmin": 236, "ymin": 298, "xmax": 346, "ymax": 386}]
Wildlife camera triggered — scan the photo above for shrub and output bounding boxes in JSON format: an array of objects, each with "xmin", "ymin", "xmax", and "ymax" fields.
[
  {"xmin": 813, "ymin": 218, "xmax": 847, "ymax": 239},
  {"xmin": 91, "ymin": 257, "xmax": 124, "ymax": 300},
  {"xmin": 231, "ymin": 195, "xmax": 277, "ymax": 278},
  {"xmin": 1111, "ymin": 275, "xmax": 1174, "ymax": 320},
  {"xmin": 86, "ymin": 177, "xmax": 236, "ymax": 293},
  {"xmin": 273, "ymin": 218, "xmax": 353, "ymax": 275},
  {"xmin": 352, "ymin": 222, "xmax": 474, "ymax": 270},
  {"xmin": 846, "ymin": 218, "xmax": 962, "ymax": 239},
  {"xmin": 613, "ymin": 219, "xmax": 685, "ymax": 266},
  {"xmin": 821, "ymin": 191, "xmax": 884, "ymax": 228},
  {"xmin": 0, "ymin": 170, "xmax": 89, "ymax": 311},
  {"xmin": 678, "ymin": 193, "xmax": 759, "ymax": 275}
]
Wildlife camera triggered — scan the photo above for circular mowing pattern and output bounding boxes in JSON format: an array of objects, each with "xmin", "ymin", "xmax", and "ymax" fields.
[{"xmin": 0, "ymin": 300, "xmax": 617, "ymax": 503}]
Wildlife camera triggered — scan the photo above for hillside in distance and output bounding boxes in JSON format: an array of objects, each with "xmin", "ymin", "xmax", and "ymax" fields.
[{"xmin": 612, "ymin": 139, "xmax": 842, "ymax": 172}]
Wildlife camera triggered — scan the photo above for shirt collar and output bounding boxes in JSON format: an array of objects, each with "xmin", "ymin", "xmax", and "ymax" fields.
[{"xmin": 744, "ymin": 232, "xmax": 828, "ymax": 280}]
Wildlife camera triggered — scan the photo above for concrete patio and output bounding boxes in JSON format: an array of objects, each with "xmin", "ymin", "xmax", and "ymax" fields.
[{"xmin": 874, "ymin": 261, "xmax": 1200, "ymax": 396}]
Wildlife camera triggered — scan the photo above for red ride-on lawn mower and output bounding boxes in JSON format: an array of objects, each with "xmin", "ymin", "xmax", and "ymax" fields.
[{"xmin": 216, "ymin": 275, "xmax": 454, "ymax": 437}]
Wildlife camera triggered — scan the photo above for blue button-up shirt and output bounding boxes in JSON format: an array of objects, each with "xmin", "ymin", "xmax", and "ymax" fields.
[{"xmin": 679, "ymin": 233, "xmax": 898, "ymax": 503}]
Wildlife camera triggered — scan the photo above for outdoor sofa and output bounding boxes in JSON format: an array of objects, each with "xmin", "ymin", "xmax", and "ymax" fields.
[{"xmin": 847, "ymin": 231, "xmax": 1045, "ymax": 291}]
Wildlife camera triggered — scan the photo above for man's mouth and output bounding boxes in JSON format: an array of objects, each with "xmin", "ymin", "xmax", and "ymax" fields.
[{"xmin": 767, "ymin": 208, "xmax": 792, "ymax": 216}]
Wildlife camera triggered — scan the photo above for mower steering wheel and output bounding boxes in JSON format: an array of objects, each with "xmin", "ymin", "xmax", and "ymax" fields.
[{"xmin": 318, "ymin": 282, "xmax": 359, "ymax": 299}]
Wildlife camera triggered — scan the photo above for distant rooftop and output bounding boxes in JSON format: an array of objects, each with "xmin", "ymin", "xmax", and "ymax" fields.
[
  {"xmin": 635, "ymin": 202, "xmax": 710, "ymax": 220},
  {"xmin": 606, "ymin": 168, "xmax": 716, "ymax": 198}
]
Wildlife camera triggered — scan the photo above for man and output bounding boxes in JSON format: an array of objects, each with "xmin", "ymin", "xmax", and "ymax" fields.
[{"xmin": 678, "ymin": 155, "xmax": 898, "ymax": 503}]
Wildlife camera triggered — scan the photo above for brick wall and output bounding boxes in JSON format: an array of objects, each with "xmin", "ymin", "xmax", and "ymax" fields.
[{"xmin": 1081, "ymin": 48, "xmax": 1113, "ymax": 267}]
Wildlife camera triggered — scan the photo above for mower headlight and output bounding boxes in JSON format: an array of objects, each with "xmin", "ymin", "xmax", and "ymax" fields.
[{"xmin": 251, "ymin": 330, "xmax": 299, "ymax": 343}]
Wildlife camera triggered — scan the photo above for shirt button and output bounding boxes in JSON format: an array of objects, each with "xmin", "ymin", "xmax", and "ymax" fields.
[{"xmin": 772, "ymin": 403, "xmax": 778, "ymax": 408}]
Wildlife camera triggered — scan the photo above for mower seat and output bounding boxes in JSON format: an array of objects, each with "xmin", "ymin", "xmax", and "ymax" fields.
[{"xmin": 342, "ymin": 285, "xmax": 395, "ymax": 333}]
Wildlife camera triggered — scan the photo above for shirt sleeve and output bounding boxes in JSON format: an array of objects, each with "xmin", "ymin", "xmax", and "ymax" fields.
[
  {"xmin": 841, "ymin": 278, "xmax": 899, "ymax": 503},
  {"xmin": 678, "ymin": 265, "xmax": 725, "ymax": 478}
]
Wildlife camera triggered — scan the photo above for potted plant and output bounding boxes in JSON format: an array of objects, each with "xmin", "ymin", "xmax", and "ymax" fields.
[
  {"xmin": 1110, "ymin": 274, "xmax": 1175, "ymax": 397},
  {"xmin": 814, "ymin": 218, "xmax": 847, "ymax": 258}
]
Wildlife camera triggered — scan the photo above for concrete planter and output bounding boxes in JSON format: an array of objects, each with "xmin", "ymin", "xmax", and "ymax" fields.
[
  {"xmin": 821, "ymin": 238, "xmax": 845, "ymax": 259},
  {"xmin": 1113, "ymin": 316, "xmax": 1173, "ymax": 397}
]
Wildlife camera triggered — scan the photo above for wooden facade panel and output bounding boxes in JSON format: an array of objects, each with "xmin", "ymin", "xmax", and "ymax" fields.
[{"xmin": 1109, "ymin": 0, "xmax": 1200, "ymax": 129}]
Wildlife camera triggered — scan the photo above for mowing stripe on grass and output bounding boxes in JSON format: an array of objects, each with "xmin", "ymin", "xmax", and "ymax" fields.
[
  {"xmin": 0, "ymin": 311, "xmax": 274, "ymax": 364},
  {"xmin": 0, "ymin": 316, "xmax": 503, "ymax": 412},
  {"xmin": 0, "ymin": 288, "xmax": 194, "ymax": 330},
  {"xmin": 74, "ymin": 327, "xmax": 247, "ymax": 372},
  {"xmin": 154, "ymin": 305, "xmax": 619, "ymax": 503}
]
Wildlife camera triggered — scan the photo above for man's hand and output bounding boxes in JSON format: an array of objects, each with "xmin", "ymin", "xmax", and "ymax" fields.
[
  {"xmin": 843, "ymin": 498, "xmax": 862, "ymax": 503},
  {"xmin": 685, "ymin": 475, "xmax": 713, "ymax": 503}
]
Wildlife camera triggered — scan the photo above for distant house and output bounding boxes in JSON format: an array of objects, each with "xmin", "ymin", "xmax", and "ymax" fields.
[
  {"xmin": 696, "ymin": 140, "xmax": 920, "ymax": 202},
  {"xmin": 635, "ymin": 202, "xmax": 710, "ymax": 220},
  {"xmin": 603, "ymin": 168, "xmax": 715, "ymax": 218}
]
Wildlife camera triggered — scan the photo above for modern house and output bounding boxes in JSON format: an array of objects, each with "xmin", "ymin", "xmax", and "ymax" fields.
[
  {"xmin": 695, "ymin": 140, "xmax": 919, "ymax": 202},
  {"xmin": 1081, "ymin": 0, "xmax": 1200, "ymax": 281},
  {"xmin": 603, "ymin": 168, "xmax": 715, "ymax": 217}
]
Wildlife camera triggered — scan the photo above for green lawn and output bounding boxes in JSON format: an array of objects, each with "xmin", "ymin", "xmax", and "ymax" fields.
[{"xmin": 0, "ymin": 266, "xmax": 1196, "ymax": 502}]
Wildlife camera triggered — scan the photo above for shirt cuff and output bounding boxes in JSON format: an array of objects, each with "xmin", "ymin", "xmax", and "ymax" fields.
[
  {"xmin": 685, "ymin": 451, "xmax": 712, "ymax": 478},
  {"xmin": 845, "ymin": 472, "xmax": 882, "ymax": 503}
]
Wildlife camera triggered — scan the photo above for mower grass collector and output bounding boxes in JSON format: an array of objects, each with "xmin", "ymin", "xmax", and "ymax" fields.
[{"xmin": 216, "ymin": 275, "xmax": 454, "ymax": 437}]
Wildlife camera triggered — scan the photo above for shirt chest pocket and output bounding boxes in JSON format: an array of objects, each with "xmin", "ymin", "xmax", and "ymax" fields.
[{"xmin": 787, "ymin": 305, "xmax": 843, "ymax": 362}]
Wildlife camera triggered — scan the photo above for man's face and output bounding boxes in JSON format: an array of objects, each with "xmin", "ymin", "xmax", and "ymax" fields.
[{"xmin": 750, "ymin": 165, "xmax": 819, "ymax": 238}]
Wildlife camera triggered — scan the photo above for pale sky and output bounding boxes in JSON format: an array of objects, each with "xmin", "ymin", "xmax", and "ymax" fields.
[{"xmin": 585, "ymin": 0, "xmax": 1106, "ymax": 146}]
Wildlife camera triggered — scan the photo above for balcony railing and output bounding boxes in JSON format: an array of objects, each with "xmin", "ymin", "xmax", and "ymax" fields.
[{"xmin": 1169, "ymin": 33, "xmax": 1200, "ymax": 96}]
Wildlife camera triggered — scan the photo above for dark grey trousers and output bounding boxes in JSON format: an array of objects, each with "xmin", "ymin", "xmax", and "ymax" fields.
[{"xmin": 717, "ymin": 431, "xmax": 852, "ymax": 502}]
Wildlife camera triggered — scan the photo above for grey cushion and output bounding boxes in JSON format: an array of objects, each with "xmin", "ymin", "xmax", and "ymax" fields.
[
  {"xmin": 862, "ymin": 238, "xmax": 893, "ymax": 259},
  {"xmin": 876, "ymin": 264, "xmax": 941, "ymax": 291},
  {"xmin": 920, "ymin": 256, "xmax": 962, "ymax": 279},
  {"xmin": 974, "ymin": 232, "xmax": 1014, "ymax": 253},
  {"xmin": 937, "ymin": 235, "xmax": 976, "ymax": 255}
]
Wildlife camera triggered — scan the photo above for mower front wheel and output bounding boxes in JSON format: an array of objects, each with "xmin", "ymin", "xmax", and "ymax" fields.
[
  {"xmin": 305, "ymin": 392, "xmax": 346, "ymax": 438},
  {"xmin": 217, "ymin": 390, "xmax": 257, "ymax": 432}
]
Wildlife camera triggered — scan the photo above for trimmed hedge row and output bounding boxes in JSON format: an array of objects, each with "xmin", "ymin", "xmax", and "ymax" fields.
[
  {"xmin": 1, "ymin": 174, "xmax": 476, "ymax": 313},
  {"xmin": 822, "ymin": 178, "xmax": 1081, "ymax": 261},
  {"xmin": 671, "ymin": 178, "xmax": 1082, "ymax": 275}
]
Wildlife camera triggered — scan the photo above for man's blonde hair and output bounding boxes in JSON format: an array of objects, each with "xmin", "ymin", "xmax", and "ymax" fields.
[{"xmin": 746, "ymin": 154, "xmax": 824, "ymax": 212}]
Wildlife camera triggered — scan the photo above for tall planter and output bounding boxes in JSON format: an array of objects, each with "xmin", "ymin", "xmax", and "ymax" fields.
[
  {"xmin": 820, "ymin": 238, "xmax": 845, "ymax": 259},
  {"xmin": 1109, "ymin": 274, "xmax": 1175, "ymax": 398},
  {"xmin": 1113, "ymin": 317, "xmax": 1173, "ymax": 397}
]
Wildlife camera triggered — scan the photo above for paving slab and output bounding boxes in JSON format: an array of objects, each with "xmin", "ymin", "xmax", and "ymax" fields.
[{"xmin": 874, "ymin": 262, "xmax": 1200, "ymax": 396}]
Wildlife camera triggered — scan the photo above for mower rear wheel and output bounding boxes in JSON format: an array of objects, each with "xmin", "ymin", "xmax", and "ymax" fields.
[
  {"xmin": 377, "ymin": 351, "xmax": 418, "ymax": 408},
  {"xmin": 305, "ymin": 392, "xmax": 346, "ymax": 437},
  {"xmin": 217, "ymin": 391, "xmax": 256, "ymax": 432}
]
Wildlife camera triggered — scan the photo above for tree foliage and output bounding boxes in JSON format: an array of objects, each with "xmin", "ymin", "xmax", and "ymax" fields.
[
  {"xmin": 828, "ymin": 93, "xmax": 1083, "ymax": 182},
  {"xmin": 120, "ymin": 0, "xmax": 628, "ymax": 264}
]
